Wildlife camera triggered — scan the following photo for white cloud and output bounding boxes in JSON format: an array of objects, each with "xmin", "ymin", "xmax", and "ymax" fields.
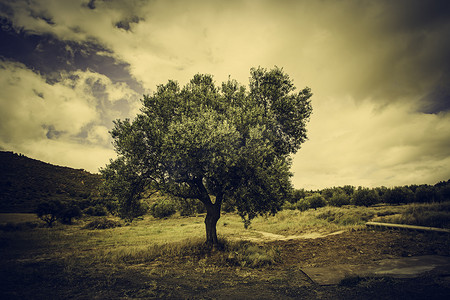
[
  {"xmin": 0, "ymin": 61, "xmax": 98, "ymax": 143},
  {"xmin": 0, "ymin": 60, "xmax": 135, "ymax": 172},
  {"xmin": 292, "ymin": 97, "xmax": 450, "ymax": 189}
]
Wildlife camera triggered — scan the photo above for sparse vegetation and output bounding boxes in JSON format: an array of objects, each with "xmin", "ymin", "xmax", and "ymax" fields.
[
  {"xmin": 1, "ymin": 201, "xmax": 450, "ymax": 299},
  {"xmin": 83, "ymin": 217, "xmax": 122, "ymax": 230}
]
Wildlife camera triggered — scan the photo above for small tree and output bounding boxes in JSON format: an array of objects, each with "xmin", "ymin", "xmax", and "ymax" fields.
[
  {"xmin": 101, "ymin": 67, "xmax": 312, "ymax": 246},
  {"xmin": 36, "ymin": 199, "xmax": 62, "ymax": 227},
  {"xmin": 306, "ymin": 193, "xmax": 326, "ymax": 210},
  {"xmin": 36, "ymin": 199, "xmax": 82, "ymax": 226}
]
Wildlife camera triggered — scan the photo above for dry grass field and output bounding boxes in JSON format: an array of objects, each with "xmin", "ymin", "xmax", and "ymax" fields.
[{"xmin": 1, "ymin": 203, "xmax": 450, "ymax": 299}]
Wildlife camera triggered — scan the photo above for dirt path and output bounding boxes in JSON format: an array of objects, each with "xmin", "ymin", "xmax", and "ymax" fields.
[{"xmin": 238, "ymin": 229, "xmax": 346, "ymax": 242}]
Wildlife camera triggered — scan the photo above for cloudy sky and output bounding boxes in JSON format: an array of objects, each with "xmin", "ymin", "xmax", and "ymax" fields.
[{"xmin": 1, "ymin": 0, "xmax": 449, "ymax": 190}]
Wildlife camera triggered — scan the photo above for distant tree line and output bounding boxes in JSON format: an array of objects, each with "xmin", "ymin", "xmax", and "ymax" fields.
[
  {"xmin": 284, "ymin": 180, "xmax": 450, "ymax": 211},
  {"xmin": 34, "ymin": 179, "xmax": 450, "ymax": 226}
]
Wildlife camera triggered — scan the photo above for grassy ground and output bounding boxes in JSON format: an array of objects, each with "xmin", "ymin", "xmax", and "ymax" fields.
[{"xmin": 1, "ymin": 202, "xmax": 449, "ymax": 299}]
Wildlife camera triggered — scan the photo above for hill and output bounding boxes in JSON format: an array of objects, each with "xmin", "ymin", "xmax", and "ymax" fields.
[{"xmin": 0, "ymin": 151, "xmax": 102, "ymax": 213}]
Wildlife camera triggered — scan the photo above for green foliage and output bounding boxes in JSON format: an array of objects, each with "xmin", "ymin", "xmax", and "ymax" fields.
[
  {"xmin": 328, "ymin": 189, "xmax": 351, "ymax": 207},
  {"xmin": 100, "ymin": 157, "xmax": 148, "ymax": 222},
  {"xmin": 436, "ymin": 181, "xmax": 450, "ymax": 202},
  {"xmin": 176, "ymin": 198, "xmax": 206, "ymax": 216},
  {"xmin": 289, "ymin": 188, "xmax": 307, "ymax": 204},
  {"xmin": 305, "ymin": 193, "xmax": 326, "ymax": 210},
  {"xmin": 58, "ymin": 201, "xmax": 82, "ymax": 224},
  {"xmin": 352, "ymin": 187, "xmax": 379, "ymax": 207},
  {"xmin": 414, "ymin": 185, "xmax": 437, "ymax": 203},
  {"xmin": 150, "ymin": 198, "xmax": 177, "ymax": 219},
  {"xmin": 83, "ymin": 205, "xmax": 108, "ymax": 216},
  {"xmin": 102, "ymin": 67, "xmax": 312, "ymax": 235},
  {"xmin": 320, "ymin": 188, "xmax": 334, "ymax": 202},
  {"xmin": 383, "ymin": 187, "xmax": 414, "ymax": 205},
  {"xmin": 35, "ymin": 199, "xmax": 81, "ymax": 226},
  {"xmin": 295, "ymin": 198, "xmax": 311, "ymax": 211},
  {"xmin": 282, "ymin": 201, "xmax": 296, "ymax": 210},
  {"xmin": 36, "ymin": 199, "xmax": 62, "ymax": 227}
]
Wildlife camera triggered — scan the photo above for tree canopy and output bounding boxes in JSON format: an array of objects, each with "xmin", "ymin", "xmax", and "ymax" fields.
[{"xmin": 101, "ymin": 66, "xmax": 312, "ymax": 245}]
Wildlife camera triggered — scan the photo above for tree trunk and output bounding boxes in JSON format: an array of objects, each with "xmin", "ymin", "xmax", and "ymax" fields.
[
  {"xmin": 193, "ymin": 177, "xmax": 223, "ymax": 247},
  {"xmin": 205, "ymin": 202, "xmax": 221, "ymax": 246}
]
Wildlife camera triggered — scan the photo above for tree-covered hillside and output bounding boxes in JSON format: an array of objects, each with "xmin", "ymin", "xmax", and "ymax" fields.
[{"xmin": 0, "ymin": 151, "xmax": 101, "ymax": 213}]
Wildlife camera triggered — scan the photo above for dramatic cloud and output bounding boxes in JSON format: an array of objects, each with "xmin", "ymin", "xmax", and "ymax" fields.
[
  {"xmin": 292, "ymin": 98, "xmax": 450, "ymax": 189},
  {"xmin": 1, "ymin": 0, "xmax": 449, "ymax": 188},
  {"xmin": 0, "ymin": 60, "xmax": 139, "ymax": 171}
]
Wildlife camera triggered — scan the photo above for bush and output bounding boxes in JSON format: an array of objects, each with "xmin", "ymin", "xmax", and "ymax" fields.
[
  {"xmin": 84, "ymin": 205, "xmax": 108, "ymax": 216},
  {"xmin": 328, "ymin": 190, "xmax": 351, "ymax": 207},
  {"xmin": 289, "ymin": 189, "xmax": 307, "ymax": 204},
  {"xmin": 177, "ymin": 198, "xmax": 206, "ymax": 216},
  {"xmin": 352, "ymin": 188, "xmax": 379, "ymax": 207},
  {"xmin": 282, "ymin": 201, "xmax": 297, "ymax": 210},
  {"xmin": 294, "ymin": 198, "xmax": 311, "ymax": 211},
  {"xmin": 58, "ymin": 201, "xmax": 82, "ymax": 224},
  {"xmin": 83, "ymin": 218, "xmax": 122, "ymax": 229},
  {"xmin": 150, "ymin": 198, "xmax": 177, "ymax": 218},
  {"xmin": 305, "ymin": 193, "xmax": 326, "ymax": 210}
]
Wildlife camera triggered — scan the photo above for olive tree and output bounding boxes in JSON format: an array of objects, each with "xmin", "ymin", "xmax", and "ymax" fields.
[{"xmin": 101, "ymin": 67, "xmax": 312, "ymax": 246}]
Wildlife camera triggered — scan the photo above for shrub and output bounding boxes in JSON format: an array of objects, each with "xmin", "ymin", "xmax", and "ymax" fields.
[
  {"xmin": 352, "ymin": 187, "xmax": 379, "ymax": 207},
  {"xmin": 177, "ymin": 198, "xmax": 206, "ymax": 216},
  {"xmin": 295, "ymin": 198, "xmax": 311, "ymax": 211},
  {"xmin": 84, "ymin": 205, "xmax": 108, "ymax": 216},
  {"xmin": 282, "ymin": 201, "xmax": 296, "ymax": 210},
  {"xmin": 329, "ymin": 190, "xmax": 351, "ymax": 207},
  {"xmin": 305, "ymin": 193, "xmax": 326, "ymax": 210},
  {"xmin": 58, "ymin": 201, "xmax": 82, "ymax": 224},
  {"xmin": 289, "ymin": 189, "xmax": 307, "ymax": 204},
  {"xmin": 150, "ymin": 198, "xmax": 177, "ymax": 218}
]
